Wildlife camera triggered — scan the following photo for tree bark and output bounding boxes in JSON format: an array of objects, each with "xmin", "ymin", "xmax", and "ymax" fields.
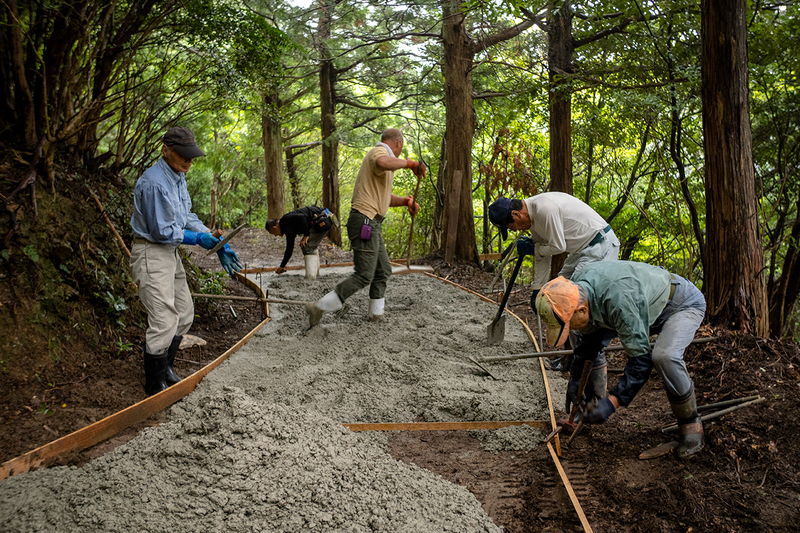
[
  {"xmin": 546, "ymin": 0, "xmax": 574, "ymax": 278},
  {"xmin": 701, "ymin": 0, "xmax": 768, "ymax": 337},
  {"xmin": 318, "ymin": 0, "xmax": 340, "ymax": 245},
  {"xmin": 547, "ymin": 0, "xmax": 574, "ymax": 196},
  {"xmin": 441, "ymin": 0, "xmax": 478, "ymax": 263},
  {"xmin": 7, "ymin": 0, "xmax": 37, "ymax": 149},
  {"xmin": 262, "ymin": 91, "xmax": 286, "ymax": 220},
  {"xmin": 286, "ymin": 148, "xmax": 302, "ymax": 210}
]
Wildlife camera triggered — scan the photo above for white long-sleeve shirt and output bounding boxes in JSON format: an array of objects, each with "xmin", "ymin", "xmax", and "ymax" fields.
[{"xmin": 524, "ymin": 192, "xmax": 609, "ymax": 288}]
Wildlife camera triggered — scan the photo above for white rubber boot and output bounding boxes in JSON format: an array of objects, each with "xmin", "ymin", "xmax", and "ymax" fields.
[
  {"xmin": 368, "ymin": 298, "xmax": 385, "ymax": 322},
  {"xmin": 304, "ymin": 252, "xmax": 320, "ymax": 280},
  {"xmin": 305, "ymin": 290, "xmax": 343, "ymax": 326}
]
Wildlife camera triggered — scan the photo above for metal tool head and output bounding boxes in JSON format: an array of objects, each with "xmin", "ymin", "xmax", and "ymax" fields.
[
  {"xmin": 639, "ymin": 441, "xmax": 679, "ymax": 460},
  {"xmin": 391, "ymin": 264, "xmax": 434, "ymax": 276},
  {"xmin": 468, "ymin": 356, "xmax": 498, "ymax": 380},
  {"xmin": 207, "ymin": 223, "xmax": 246, "ymax": 255},
  {"xmin": 486, "ymin": 314, "xmax": 506, "ymax": 345}
]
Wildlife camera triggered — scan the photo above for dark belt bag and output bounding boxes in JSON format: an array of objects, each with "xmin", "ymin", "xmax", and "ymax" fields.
[{"xmin": 311, "ymin": 208, "xmax": 333, "ymax": 233}]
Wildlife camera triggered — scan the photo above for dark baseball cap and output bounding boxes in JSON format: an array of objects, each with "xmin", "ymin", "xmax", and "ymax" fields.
[
  {"xmin": 162, "ymin": 126, "xmax": 205, "ymax": 159},
  {"xmin": 488, "ymin": 197, "xmax": 512, "ymax": 240}
]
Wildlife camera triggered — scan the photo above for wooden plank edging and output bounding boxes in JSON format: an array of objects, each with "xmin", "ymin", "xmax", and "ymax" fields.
[
  {"xmin": 547, "ymin": 441, "xmax": 594, "ymax": 532},
  {"xmin": 344, "ymin": 420, "xmax": 548, "ymax": 432},
  {"xmin": 0, "ymin": 276, "xmax": 270, "ymax": 481}
]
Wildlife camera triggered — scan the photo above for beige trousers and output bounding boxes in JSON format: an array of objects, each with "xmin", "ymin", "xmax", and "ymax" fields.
[{"xmin": 130, "ymin": 242, "xmax": 193, "ymax": 354}]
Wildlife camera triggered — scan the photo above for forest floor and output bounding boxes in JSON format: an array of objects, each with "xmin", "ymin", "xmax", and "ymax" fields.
[{"xmin": 2, "ymin": 227, "xmax": 800, "ymax": 532}]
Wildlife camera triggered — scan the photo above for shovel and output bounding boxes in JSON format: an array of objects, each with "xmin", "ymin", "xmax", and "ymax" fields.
[{"xmin": 486, "ymin": 253, "xmax": 525, "ymax": 345}]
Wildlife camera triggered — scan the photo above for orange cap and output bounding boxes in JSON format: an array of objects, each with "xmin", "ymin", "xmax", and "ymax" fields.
[{"xmin": 535, "ymin": 276, "xmax": 580, "ymax": 347}]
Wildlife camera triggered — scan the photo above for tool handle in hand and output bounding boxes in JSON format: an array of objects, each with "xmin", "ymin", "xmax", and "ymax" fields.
[
  {"xmin": 405, "ymin": 174, "xmax": 423, "ymax": 267},
  {"xmin": 568, "ymin": 360, "xmax": 592, "ymax": 424},
  {"xmin": 494, "ymin": 254, "xmax": 525, "ymax": 321}
]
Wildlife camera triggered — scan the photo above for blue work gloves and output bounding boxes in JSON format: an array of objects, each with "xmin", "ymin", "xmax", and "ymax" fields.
[
  {"xmin": 217, "ymin": 243, "xmax": 244, "ymax": 278},
  {"xmin": 565, "ymin": 376, "xmax": 583, "ymax": 413},
  {"xmin": 182, "ymin": 230, "xmax": 220, "ymax": 250},
  {"xmin": 516, "ymin": 236, "xmax": 536, "ymax": 257},
  {"xmin": 577, "ymin": 397, "xmax": 616, "ymax": 424}
]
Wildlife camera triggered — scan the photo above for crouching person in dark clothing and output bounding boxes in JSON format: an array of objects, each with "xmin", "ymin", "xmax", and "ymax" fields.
[{"xmin": 266, "ymin": 206, "xmax": 335, "ymax": 280}]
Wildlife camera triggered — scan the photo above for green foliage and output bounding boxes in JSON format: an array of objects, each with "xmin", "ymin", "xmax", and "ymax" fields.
[{"xmin": 199, "ymin": 271, "xmax": 228, "ymax": 295}]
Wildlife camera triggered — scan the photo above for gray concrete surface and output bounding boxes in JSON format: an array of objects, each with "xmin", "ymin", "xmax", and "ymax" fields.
[{"xmin": 0, "ymin": 271, "xmax": 557, "ymax": 532}]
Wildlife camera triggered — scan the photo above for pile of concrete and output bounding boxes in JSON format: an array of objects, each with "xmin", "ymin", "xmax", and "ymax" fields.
[{"xmin": 0, "ymin": 272, "xmax": 553, "ymax": 532}]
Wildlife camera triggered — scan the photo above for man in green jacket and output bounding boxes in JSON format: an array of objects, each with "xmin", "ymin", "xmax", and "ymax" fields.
[{"xmin": 536, "ymin": 261, "xmax": 707, "ymax": 459}]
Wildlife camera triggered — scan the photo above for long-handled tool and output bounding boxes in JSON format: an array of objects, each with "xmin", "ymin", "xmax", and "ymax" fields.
[
  {"xmin": 190, "ymin": 293, "xmax": 312, "ymax": 305},
  {"xmin": 404, "ymin": 171, "xmax": 423, "ymax": 268},
  {"xmin": 207, "ymin": 223, "xmax": 246, "ymax": 255},
  {"xmin": 476, "ymin": 336, "xmax": 719, "ymax": 364},
  {"xmin": 393, "ymin": 167, "xmax": 434, "ymax": 275},
  {"xmin": 639, "ymin": 396, "xmax": 765, "ymax": 460},
  {"xmin": 486, "ymin": 253, "xmax": 525, "ymax": 345}
]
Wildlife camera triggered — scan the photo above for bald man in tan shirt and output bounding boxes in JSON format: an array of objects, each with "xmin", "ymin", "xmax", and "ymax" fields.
[{"xmin": 306, "ymin": 128, "xmax": 425, "ymax": 325}]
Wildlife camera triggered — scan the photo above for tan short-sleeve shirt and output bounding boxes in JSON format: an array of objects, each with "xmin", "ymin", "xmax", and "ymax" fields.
[{"xmin": 350, "ymin": 145, "xmax": 395, "ymax": 220}]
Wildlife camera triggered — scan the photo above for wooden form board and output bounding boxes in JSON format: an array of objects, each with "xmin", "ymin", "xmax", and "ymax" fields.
[
  {"xmin": 547, "ymin": 441, "xmax": 594, "ymax": 533},
  {"xmin": 242, "ymin": 262, "xmax": 356, "ymax": 274},
  {"xmin": 0, "ymin": 315, "xmax": 269, "ymax": 480},
  {"xmin": 344, "ymin": 420, "xmax": 548, "ymax": 432},
  {"xmin": 0, "ymin": 271, "xmax": 270, "ymax": 481}
]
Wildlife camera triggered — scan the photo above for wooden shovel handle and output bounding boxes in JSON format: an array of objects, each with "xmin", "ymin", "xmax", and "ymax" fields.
[{"xmin": 405, "ymin": 173, "xmax": 423, "ymax": 267}]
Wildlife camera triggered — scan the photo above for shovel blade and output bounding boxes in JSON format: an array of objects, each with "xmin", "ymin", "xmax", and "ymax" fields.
[
  {"xmin": 639, "ymin": 441, "xmax": 679, "ymax": 460},
  {"xmin": 486, "ymin": 315, "xmax": 506, "ymax": 345}
]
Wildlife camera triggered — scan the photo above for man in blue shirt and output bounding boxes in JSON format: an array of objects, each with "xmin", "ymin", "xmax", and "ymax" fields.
[{"xmin": 130, "ymin": 126, "xmax": 243, "ymax": 395}]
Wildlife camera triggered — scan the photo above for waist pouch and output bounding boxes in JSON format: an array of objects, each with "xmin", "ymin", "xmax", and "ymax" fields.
[
  {"xmin": 360, "ymin": 218, "xmax": 372, "ymax": 240},
  {"xmin": 311, "ymin": 208, "xmax": 333, "ymax": 233}
]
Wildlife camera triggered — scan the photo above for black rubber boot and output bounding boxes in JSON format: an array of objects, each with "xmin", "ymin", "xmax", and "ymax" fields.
[
  {"xmin": 165, "ymin": 335, "xmax": 183, "ymax": 385},
  {"xmin": 144, "ymin": 350, "xmax": 168, "ymax": 396},
  {"xmin": 670, "ymin": 388, "xmax": 704, "ymax": 459}
]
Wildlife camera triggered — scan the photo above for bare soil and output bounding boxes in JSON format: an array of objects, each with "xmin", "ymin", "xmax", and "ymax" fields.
[{"xmin": 2, "ymin": 227, "xmax": 800, "ymax": 532}]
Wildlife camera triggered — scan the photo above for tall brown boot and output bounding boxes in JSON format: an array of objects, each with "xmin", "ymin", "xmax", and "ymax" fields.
[
  {"xmin": 670, "ymin": 388, "xmax": 704, "ymax": 459},
  {"xmin": 165, "ymin": 335, "xmax": 183, "ymax": 385}
]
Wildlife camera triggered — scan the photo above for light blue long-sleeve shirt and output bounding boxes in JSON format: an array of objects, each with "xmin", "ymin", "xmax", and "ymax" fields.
[{"xmin": 130, "ymin": 158, "xmax": 209, "ymax": 245}]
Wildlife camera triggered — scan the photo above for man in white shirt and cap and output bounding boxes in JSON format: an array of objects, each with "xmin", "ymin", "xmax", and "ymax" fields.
[{"xmin": 489, "ymin": 192, "xmax": 621, "ymax": 383}]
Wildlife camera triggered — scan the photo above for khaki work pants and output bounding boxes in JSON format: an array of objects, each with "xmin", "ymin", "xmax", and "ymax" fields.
[{"xmin": 130, "ymin": 241, "xmax": 193, "ymax": 354}]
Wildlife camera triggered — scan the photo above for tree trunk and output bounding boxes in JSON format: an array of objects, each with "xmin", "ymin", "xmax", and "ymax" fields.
[
  {"xmin": 7, "ymin": 0, "xmax": 37, "ymax": 149},
  {"xmin": 769, "ymin": 210, "xmax": 800, "ymax": 336},
  {"xmin": 318, "ymin": 0, "xmax": 340, "ymax": 245},
  {"xmin": 548, "ymin": 0, "xmax": 574, "ymax": 196},
  {"xmin": 441, "ymin": 0, "xmax": 478, "ymax": 263},
  {"xmin": 430, "ymin": 136, "xmax": 446, "ymax": 251},
  {"xmin": 262, "ymin": 91, "xmax": 285, "ymax": 220},
  {"xmin": 701, "ymin": 0, "xmax": 768, "ymax": 337},
  {"xmin": 546, "ymin": 0, "xmax": 575, "ymax": 278},
  {"xmin": 286, "ymin": 148, "xmax": 302, "ymax": 210}
]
